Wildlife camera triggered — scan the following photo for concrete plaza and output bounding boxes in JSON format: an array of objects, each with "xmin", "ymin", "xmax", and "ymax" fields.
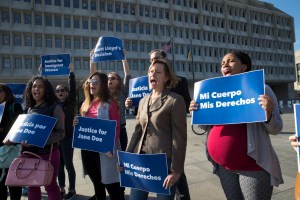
[{"xmin": 21, "ymin": 112, "xmax": 297, "ymax": 200}]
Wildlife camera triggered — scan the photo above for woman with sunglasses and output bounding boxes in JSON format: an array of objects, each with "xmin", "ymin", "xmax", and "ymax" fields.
[
  {"xmin": 0, "ymin": 84, "xmax": 23, "ymax": 200},
  {"xmin": 73, "ymin": 72, "xmax": 121, "ymax": 200},
  {"xmin": 55, "ymin": 64, "xmax": 77, "ymax": 200}
]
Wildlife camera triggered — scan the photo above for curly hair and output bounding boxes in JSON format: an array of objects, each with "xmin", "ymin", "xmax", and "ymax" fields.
[
  {"xmin": 23, "ymin": 76, "xmax": 56, "ymax": 109},
  {"xmin": 0, "ymin": 83, "xmax": 16, "ymax": 104}
]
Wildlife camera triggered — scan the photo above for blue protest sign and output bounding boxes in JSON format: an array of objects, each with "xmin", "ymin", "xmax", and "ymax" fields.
[
  {"xmin": 3, "ymin": 114, "xmax": 57, "ymax": 147},
  {"xmin": 117, "ymin": 151, "xmax": 170, "ymax": 195},
  {"xmin": 294, "ymin": 104, "xmax": 300, "ymax": 172},
  {"xmin": 129, "ymin": 76, "xmax": 151, "ymax": 107},
  {"xmin": 73, "ymin": 116, "xmax": 117, "ymax": 153},
  {"xmin": 41, "ymin": 53, "xmax": 71, "ymax": 76},
  {"xmin": 192, "ymin": 70, "xmax": 266, "ymax": 125},
  {"xmin": 0, "ymin": 103, "xmax": 4, "ymax": 123},
  {"xmin": 92, "ymin": 36, "xmax": 124, "ymax": 62},
  {"xmin": 6, "ymin": 83, "xmax": 26, "ymax": 104}
]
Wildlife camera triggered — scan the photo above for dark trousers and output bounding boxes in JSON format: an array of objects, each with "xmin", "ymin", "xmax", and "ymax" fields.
[
  {"xmin": 81, "ymin": 150, "xmax": 106, "ymax": 199},
  {"xmin": 0, "ymin": 168, "xmax": 22, "ymax": 200},
  {"xmin": 177, "ymin": 172, "xmax": 191, "ymax": 200},
  {"xmin": 119, "ymin": 125, "xmax": 128, "ymax": 151},
  {"xmin": 58, "ymin": 137, "xmax": 76, "ymax": 190}
]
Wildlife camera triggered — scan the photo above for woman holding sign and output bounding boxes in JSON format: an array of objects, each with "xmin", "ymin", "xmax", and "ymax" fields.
[
  {"xmin": 74, "ymin": 71, "xmax": 121, "ymax": 200},
  {"xmin": 22, "ymin": 76, "xmax": 65, "ymax": 200},
  {"xmin": 0, "ymin": 84, "xmax": 23, "ymax": 200},
  {"xmin": 127, "ymin": 58, "xmax": 187, "ymax": 200},
  {"xmin": 189, "ymin": 51, "xmax": 283, "ymax": 200}
]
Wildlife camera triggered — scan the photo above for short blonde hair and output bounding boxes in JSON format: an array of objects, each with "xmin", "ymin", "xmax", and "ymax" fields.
[{"xmin": 148, "ymin": 58, "xmax": 178, "ymax": 89}]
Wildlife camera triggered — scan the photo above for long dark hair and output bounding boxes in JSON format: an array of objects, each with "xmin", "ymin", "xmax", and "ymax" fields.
[
  {"xmin": 0, "ymin": 83, "xmax": 16, "ymax": 104},
  {"xmin": 23, "ymin": 76, "xmax": 56, "ymax": 109},
  {"xmin": 230, "ymin": 51, "xmax": 252, "ymax": 72}
]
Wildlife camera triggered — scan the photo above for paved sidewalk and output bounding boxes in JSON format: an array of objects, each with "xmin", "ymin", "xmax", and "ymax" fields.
[{"xmin": 20, "ymin": 113, "xmax": 297, "ymax": 200}]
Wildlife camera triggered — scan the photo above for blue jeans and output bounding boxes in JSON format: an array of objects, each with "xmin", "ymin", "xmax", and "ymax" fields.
[
  {"xmin": 129, "ymin": 159, "xmax": 178, "ymax": 200},
  {"xmin": 58, "ymin": 137, "xmax": 76, "ymax": 190}
]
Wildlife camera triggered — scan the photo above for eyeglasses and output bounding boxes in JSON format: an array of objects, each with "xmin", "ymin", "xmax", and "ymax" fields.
[
  {"xmin": 108, "ymin": 76, "xmax": 117, "ymax": 81},
  {"xmin": 87, "ymin": 79, "xmax": 100, "ymax": 85},
  {"xmin": 56, "ymin": 89, "xmax": 65, "ymax": 93}
]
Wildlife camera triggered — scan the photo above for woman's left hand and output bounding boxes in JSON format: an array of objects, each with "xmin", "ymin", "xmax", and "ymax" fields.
[
  {"xmin": 163, "ymin": 172, "xmax": 181, "ymax": 189},
  {"xmin": 258, "ymin": 95, "xmax": 274, "ymax": 121}
]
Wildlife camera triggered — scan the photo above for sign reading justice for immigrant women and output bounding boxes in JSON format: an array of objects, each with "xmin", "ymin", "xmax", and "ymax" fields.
[
  {"xmin": 41, "ymin": 53, "xmax": 71, "ymax": 76},
  {"xmin": 3, "ymin": 114, "xmax": 57, "ymax": 147},
  {"xmin": 192, "ymin": 70, "xmax": 266, "ymax": 125},
  {"xmin": 118, "ymin": 151, "xmax": 170, "ymax": 195},
  {"xmin": 92, "ymin": 36, "xmax": 124, "ymax": 62},
  {"xmin": 73, "ymin": 116, "xmax": 117, "ymax": 153},
  {"xmin": 129, "ymin": 76, "xmax": 151, "ymax": 107}
]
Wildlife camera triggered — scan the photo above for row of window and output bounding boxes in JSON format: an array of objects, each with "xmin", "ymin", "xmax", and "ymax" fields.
[{"xmin": 0, "ymin": 54, "xmax": 294, "ymax": 77}]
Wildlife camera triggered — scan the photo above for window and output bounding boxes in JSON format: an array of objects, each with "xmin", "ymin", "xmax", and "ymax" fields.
[
  {"xmin": 107, "ymin": 1, "xmax": 112, "ymax": 12},
  {"xmin": 140, "ymin": 41, "xmax": 145, "ymax": 52},
  {"xmin": 25, "ymin": 35, "xmax": 32, "ymax": 46},
  {"xmin": 14, "ymin": 11, "xmax": 21, "ymax": 23},
  {"xmin": 24, "ymin": 13, "xmax": 31, "ymax": 24},
  {"xmin": 91, "ymin": 18, "xmax": 97, "ymax": 30},
  {"xmin": 91, "ymin": 0, "xmax": 96, "ymax": 10},
  {"xmin": 115, "ymin": 2, "xmax": 121, "ymax": 13},
  {"xmin": 74, "ymin": 37, "xmax": 80, "ymax": 49},
  {"xmin": 116, "ymin": 21, "xmax": 121, "ymax": 32},
  {"xmin": 14, "ymin": 35, "xmax": 21, "ymax": 46},
  {"xmin": 132, "ymin": 41, "xmax": 137, "ymax": 51},
  {"xmin": 123, "ymin": 3, "xmax": 128, "ymax": 14},
  {"xmin": 124, "ymin": 22, "xmax": 129, "ymax": 33},
  {"xmin": 55, "ymin": 36, "xmax": 62, "ymax": 48},
  {"xmin": 73, "ymin": 0, "xmax": 79, "ymax": 8},
  {"xmin": 83, "ymin": 18, "xmax": 88, "ymax": 29},
  {"xmin": 25, "ymin": 58, "xmax": 32, "ymax": 69},
  {"xmin": 2, "ymin": 11, "xmax": 9, "ymax": 22},
  {"xmin": 100, "ymin": 0, "xmax": 105, "ymax": 11},
  {"xmin": 146, "ymin": 42, "xmax": 151, "ymax": 52},
  {"xmin": 100, "ymin": 19, "xmax": 105, "ymax": 30},
  {"xmin": 74, "ymin": 58, "xmax": 81, "ymax": 69},
  {"xmin": 131, "ymin": 22, "xmax": 136, "ymax": 33},
  {"xmin": 109, "ymin": 61, "xmax": 114, "ymax": 70},
  {"xmin": 55, "ymin": 0, "xmax": 60, "ymax": 6},
  {"xmin": 83, "ymin": 38, "xmax": 89, "ymax": 49},
  {"xmin": 46, "ymin": 36, "xmax": 52, "ymax": 47},
  {"xmin": 74, "ymin": 17, "xmax": 80, "ymax": 28},
  {"xmin": 64, "ymin": 0, "xmax": 70, "ymax": 7},
  {"xmin": 55, "ymin": 15, "xmax": 61, "ymax": 27},
  {"xmin": 35, "ymin": 0, "xmax": 42, "ymax": 4},
  {"xmin": 35, "ymin": 35, "xmax": 42, "ymax": 47},
  {"xmin": 108, "ymin": 20, "xmax": 113, "ymax": 31},
  {"xmin": 45, "ymin": 0, "xmax": 52, "ymax": 5},
  {"xmin": 3, "ymin": 57, "xmax": 11, "ymax": 68},
  {"xmin": 83, "ymin": 58, "xmax": 89, "ymax": 69},
  {"xmin": 82, "ymin": 0, "xmax": 88, "ymax": 9},
  {"xmin": 35, "ymin": 13, "xmax": 42, "ymax": 25},
  {"xmin": 132, "ymin": 60, "xmax": 138, "ymax": 70},
  {"xmin": 45, "ymin": 14, "xmax": 52, "ymax": 26},
  {"xmin": 139, "ymin": 23, "xmax": 144, "ymax": 34},
  {"xmin": 130, "ymin": 4, "xmax": 135, "ymax": 15},
  {"xmin": 64, "ymin": 15, "xmax": 71, "ymax": 28},
  {"xmin": 15, "ymin": 58, "xmax": 22, "ymax": 69},
  {"xmin": 3, "ymin": 34, "xmax": 10, "ymax": 45},
  {"xmin": 146, "ymin": 24, "xmax": 150, "ymax": 34},
  {"xmin": 65, "ymin": 37, "xmax": 71, "ymax": 48}
]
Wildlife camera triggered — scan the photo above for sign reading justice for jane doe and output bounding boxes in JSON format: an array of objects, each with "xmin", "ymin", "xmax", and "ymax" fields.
[
  {"xmin": 73, "ymin": 116, "xmax": 117, "ymax": 153},
  {"xmin": 129, "ymin": 76, "xmax": 151, "ymax": 107}
]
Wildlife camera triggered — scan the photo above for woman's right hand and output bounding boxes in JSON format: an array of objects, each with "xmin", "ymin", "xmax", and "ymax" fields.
[
  {"xmin": 189, "ymin": 100, "xmax": 198, "ymax": 113},
  {"xmin": 125, "ymin": 97, "xmax": 133, "ymax": 108},
  {"xmin": 289, "ymin": 134, "xmax": 300, "ymax": 152},
  {"xmin": 73, "ymin": 116, "xmax": 79, "ymax": 127}
]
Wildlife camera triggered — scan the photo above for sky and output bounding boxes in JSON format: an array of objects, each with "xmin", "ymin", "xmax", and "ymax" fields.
[{"xmin": 260, "ymin": 0, "xmax": 300, "ymax": 51}]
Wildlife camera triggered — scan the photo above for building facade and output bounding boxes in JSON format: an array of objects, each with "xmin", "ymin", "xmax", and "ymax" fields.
[{"xmin": 0, "ymin": 0, "xmax": 296, "ymax": 102}]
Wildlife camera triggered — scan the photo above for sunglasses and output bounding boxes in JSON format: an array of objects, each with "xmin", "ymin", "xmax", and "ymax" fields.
[
  {"xmin": 87, "ymin": 79, "xmax": 100, "ymax": 84},
  {"xmin": 56, "ymin": 89, "xmax": 65, "ymax": 93},
  {"xmin": 108, "ymin": 76, "xmax": 117, "ymax": 81}
]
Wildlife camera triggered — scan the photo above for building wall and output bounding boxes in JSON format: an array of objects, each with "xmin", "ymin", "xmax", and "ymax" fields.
[
  {"xmin": 295, "ymin": 50, "xmax": 300, "ymax": 91},
  {"xmin": 0, "ymin": 0, "xmax": 296, "ymax": 102}
]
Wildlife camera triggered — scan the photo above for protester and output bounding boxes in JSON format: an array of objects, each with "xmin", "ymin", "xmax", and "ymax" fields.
[
  {"xmin": 19, "ymin": 76, "xmax": 65, "ymax": 200},
  {"xmin": 125, "ymin": 49, "xmax": 191, "ymax": 200},
  {"xmin": 73, "ymin": 72, "xmax": 121, "ymax": 200},
  {"xmin": 189, "ymin": 51, "xmax": 283, "ymax": 200},
  {"xmin": 55, "ymin": 64, "xmax": 77, "ymax": 200},
  {"xmin": 126, "ymin": 58, "xmax": 187, "ymax": 200},
  {"xmin": 0, "ymin": 84, "xmax": 23, "ymax": 200}
]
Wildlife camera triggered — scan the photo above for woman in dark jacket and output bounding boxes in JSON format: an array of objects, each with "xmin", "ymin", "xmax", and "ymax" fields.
[{"xmin": 0, "ymin": 83, "xmax": 23, "ymax": 200}]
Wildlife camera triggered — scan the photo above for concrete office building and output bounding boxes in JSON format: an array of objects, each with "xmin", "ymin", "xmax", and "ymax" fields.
[{"xmin": 0, "ymin": 0, "xmax": 296, "ymax": 102}]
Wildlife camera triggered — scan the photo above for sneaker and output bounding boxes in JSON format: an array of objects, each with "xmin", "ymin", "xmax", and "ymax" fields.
[{"xmin": 63, "ymin": 191, "xmax": 76, "ymax": 200}]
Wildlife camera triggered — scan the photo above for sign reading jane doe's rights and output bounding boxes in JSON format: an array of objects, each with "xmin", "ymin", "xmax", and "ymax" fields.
[
  {"xmin": 72, "ymin": 116, "xmax": 117, "ymax": 153},
  {"xmin": 41, "ymin": 53, "xmax": 71, "ymax": 76}
]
